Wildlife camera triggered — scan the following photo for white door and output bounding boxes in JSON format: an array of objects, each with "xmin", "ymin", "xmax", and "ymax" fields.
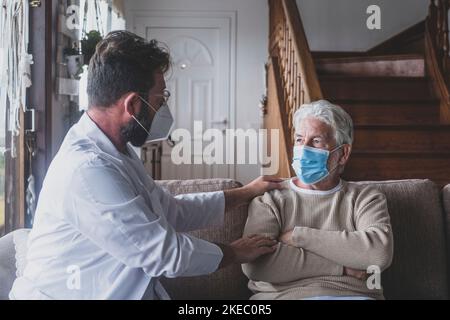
[{"xmin": 135, "ymin": 12, "xmax": 236, "ymax": 180}]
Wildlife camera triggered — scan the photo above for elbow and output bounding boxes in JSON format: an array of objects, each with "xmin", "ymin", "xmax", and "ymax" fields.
[
  {"xmin": 363, "ymin": 228, "xmax": 394, "ymax": 271},
  {"xmin": 242, "ymin": 262, "xmax": 278, "ymax": 283},
  {"xmin": 379, "ymin": 243, "xmax": 394, "ymax": 272},
  {"xmin": 241, "ymin": 263, "xmax": 262, "ymax": 282},
  {"xmin": 365, "ymin": 240, "xmax": 394, "ymax": 272}
]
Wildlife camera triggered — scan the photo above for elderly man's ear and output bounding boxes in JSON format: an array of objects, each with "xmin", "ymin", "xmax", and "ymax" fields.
[{"xmin": 338, "ymin": 144, "xmax": 352, "ymax": 166}]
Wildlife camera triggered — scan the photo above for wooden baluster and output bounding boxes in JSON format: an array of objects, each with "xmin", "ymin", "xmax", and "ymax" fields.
[
  {"xmin": 447, "ymin": 1, "xmax": 450, "ymax": 75},
  {"xmin": 435, "ymin": 0, "xmax": 446, "ymax": 60},
  {"xmin": 428, "ymin": 0, "xmax": 437, "ymax": 46},
  {"xmin": 285, "ymin": 25, "xmax": 289, "ymax": 81},
  {"xmin": 285, "ymin": 37, "xmax": 290, "ymax": 90},
  {"xmin": 282, "ymin": 20, "xmax": 287, "ymax": 62},
  {"xmin": 444, "ymin": 0, "xmax": 450, "ymax": 73},
  {"xmin": 294, "ymin": 62, "xmax": 298, "ymax": 110},
  {"xmin": 290, "ymin": 53, "xmax": 295, "ymax": 108}
]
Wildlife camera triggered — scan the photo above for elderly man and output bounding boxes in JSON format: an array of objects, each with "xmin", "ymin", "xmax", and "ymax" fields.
[
  {"xmin": 242, "ymin": 100, "xmax": 393, "ymax": 300},
  {"xmin": 9, "ymin": 31, "xmax": 281, "ymax": 300}
]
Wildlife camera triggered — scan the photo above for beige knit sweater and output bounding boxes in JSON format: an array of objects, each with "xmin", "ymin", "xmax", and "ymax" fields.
[{"xmin": 242, "ymin": 179, "xmax": 394, "ymax": 300}]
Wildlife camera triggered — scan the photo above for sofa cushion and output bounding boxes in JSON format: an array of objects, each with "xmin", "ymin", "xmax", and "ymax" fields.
[
  {"xmin": 0, "ymin": 231, "xmax": 16, "ymax": 300},
  {"xmin": 0, "ymin": 229, "xmax": 30, "ymax": 300},
  {"xmin": 356, "ymin": 179, "xmax": 448, "ymax": 300},
  {"xmin": 157, "ymin": 179, "xmax": 252, "ymax": 300}
]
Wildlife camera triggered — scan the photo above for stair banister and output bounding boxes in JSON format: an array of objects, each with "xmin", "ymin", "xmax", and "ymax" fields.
[
  {"xmin": 426, "ymin": 0, "xmax": 450, "ymax": 123},
  {"xmin": 265, "ymin": 0, "xmax": 323, "ymax": 177}
]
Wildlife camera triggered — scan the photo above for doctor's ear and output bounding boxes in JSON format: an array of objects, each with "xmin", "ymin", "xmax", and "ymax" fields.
[
  {"xmin": 123, "ymin": 92, "xmax": 142, "ymax": 117},
  {"xmin": 338, "ymin": 144, "xmax": 352, "ymax": 165}
]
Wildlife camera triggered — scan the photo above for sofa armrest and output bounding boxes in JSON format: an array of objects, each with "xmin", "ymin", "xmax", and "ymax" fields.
[{"xmin": 156, "ymin": 178, "xmax": 252, "ymax": 300}]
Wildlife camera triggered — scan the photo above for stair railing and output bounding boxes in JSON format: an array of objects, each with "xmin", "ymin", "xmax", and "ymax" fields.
[
  {"xmin": 266, "ymin": 0, "xmax": 323, "ymax": 176},
  {"xmin": 426, "ymin": 0, "xmax": 450, "ymax": 122}
]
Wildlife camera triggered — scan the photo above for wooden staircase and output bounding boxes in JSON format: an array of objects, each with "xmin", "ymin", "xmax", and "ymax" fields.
[
  {"xmin": 315, "ymin": 53, "xmax": 450, "ymax": 186},
  {"xmin": 266, "ymin": 0, "xmax": 450, "ymax": 187}
]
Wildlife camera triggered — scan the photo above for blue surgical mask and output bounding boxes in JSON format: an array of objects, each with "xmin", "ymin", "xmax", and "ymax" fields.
[{"xmin": 291, "ymin": 145, "xmax": 343, "ymax": 185}]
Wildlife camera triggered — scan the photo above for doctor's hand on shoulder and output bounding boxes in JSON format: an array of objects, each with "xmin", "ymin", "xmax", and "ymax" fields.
[{"xmin": 223, "ymin": 176, "xmax": 284, "ymax": 211}]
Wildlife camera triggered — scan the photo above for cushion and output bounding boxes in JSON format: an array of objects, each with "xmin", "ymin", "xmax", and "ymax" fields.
[
  {"xmin": 356, "ymin": 179, "xmax": 448, "ymax": 300},
  {"xmin": 157, "ymin": 179, "xmax": 252, "ymax": 300},
  {"xmin": 0, "ymin": 231, "xmax": 16, "ymax": 300},
  {"xmin": 0, "ymin": 229, "xmax": 30, "ymax": 300}
]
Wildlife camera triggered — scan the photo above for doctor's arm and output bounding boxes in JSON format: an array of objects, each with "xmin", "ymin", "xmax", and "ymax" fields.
[
  {"xmin": 69, "ymin": 162, "xmax": 275, "ymax": 277},
  {"xmin": 69, "ymin": 163, "xmax": 225, "ymax": 278},
  {"xmin": 157, "ymin": 176, "xmax": 284, "ymax": 232}
]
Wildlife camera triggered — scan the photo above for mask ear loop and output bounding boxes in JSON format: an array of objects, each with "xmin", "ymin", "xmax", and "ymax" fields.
[
  {"xmin": 138, "ymin": 95, "xmax": 158, "ymax": 113},
  {"xmin": 328, "ymin": 145, "xmax": 345, "ymax": 173},
  {"xmin": 131, "ymin": 115, "xmax": 151, "ymax": 135},
  {"xmin": 131, "ymin": 95, "xmax": 158, "ymax": 135}
]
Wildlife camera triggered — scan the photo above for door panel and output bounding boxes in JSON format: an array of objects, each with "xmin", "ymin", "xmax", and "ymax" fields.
[{"xmin": 135, "ymin": 13, "xmax": 235, "ymax": 179}]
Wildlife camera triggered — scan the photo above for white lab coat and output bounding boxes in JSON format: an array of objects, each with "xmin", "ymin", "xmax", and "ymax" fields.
[{"xmin": 9, "ymin": 113, "xmax": 225, "ymax": 300}]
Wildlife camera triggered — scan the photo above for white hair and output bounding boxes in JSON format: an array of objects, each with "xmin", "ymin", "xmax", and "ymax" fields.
[{"xmin": 293, "ymin": 100, "xmax": 354, "ymax": 145}]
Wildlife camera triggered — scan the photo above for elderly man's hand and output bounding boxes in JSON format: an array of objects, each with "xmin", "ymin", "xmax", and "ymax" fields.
[
  {"xmin": 344, "ymin": 267, "xmax": 369, "ymax": 281},
  {"xmin": 279, "ymin": 229, "xmax": 294, "ymax": 246}
]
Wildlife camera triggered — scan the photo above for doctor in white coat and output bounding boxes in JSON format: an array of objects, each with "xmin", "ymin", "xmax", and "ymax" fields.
[{"xmin": 10, "ymin": 31, "xmax": 281, "ymax": 300}]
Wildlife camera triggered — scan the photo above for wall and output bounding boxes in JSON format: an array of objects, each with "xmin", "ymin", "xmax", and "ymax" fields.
[
  {"xmin": 296, "ymin": 0, "xmax": 429, "ymax": 51},
  {"xmin": 125, "ymin": 0, "xmax": 269, "ymax": 184}
]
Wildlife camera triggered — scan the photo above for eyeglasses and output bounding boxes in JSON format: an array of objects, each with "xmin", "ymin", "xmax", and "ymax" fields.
[
  {"xmin": 138, "ymin": 89, "xmax": 170, "ymax": 104},
  {"xmin": 152, "ymin": 89, "xmax": 170, "ymax": 104},
  {"xmin": 138, "ymin": 89, "xmax": 170, "ymax": 113}
]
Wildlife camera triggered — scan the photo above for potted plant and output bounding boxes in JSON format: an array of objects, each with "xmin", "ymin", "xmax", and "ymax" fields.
[
  {"xmin": 81, "ymin": 30, "xmax": 103, "ymax": 66},
  {"xmin": 63, "ymin": 47, "xmax": 84, "ymax": 79}
]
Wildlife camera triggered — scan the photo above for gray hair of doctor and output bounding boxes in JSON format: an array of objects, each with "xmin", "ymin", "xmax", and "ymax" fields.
[{"xmin": 293, "ymin": 100, "xmax": 354, "ymax": 146}]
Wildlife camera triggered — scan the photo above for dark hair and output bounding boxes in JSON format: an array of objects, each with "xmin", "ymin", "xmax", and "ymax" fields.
[{"xmin": 87, "ymin": 30, "xmax": 170, "ymax": 108}]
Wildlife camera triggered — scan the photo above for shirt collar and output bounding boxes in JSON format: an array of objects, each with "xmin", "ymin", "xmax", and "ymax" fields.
[
  {"xmin": 289, "ymin": 178, "xmax": 343, "ymax": 195},
  {"xmin": 76, "ymin": 112, "xmax": 123, "ymax": 159}
]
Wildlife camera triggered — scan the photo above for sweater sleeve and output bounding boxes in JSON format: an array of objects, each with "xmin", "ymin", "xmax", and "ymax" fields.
[
  {"xmin": 241, "ymin": 193, "xmax": 343, "ymax": 283},
  {"xmin": 291, "ymin": 187, "xmax": 394, "ymax": 271}
]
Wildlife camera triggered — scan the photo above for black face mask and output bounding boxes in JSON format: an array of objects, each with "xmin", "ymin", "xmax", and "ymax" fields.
[{"xmin": 121, "ymin": 102, "xmax": 152, "ymax": 147}]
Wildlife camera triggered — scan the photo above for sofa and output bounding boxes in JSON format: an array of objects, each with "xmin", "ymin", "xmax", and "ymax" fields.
[{"xmin": 0, "ymin": 178, "xmax": 449, "ymax": 300}]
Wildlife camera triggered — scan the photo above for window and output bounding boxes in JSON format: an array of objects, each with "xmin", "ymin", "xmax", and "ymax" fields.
[
  {"xmin": 0, "ymin": 83, "xmax": 4, "ymax": 235},
  {"xmin": 0, "ymin": 50, "xmax": 4, "ymax": 234}
]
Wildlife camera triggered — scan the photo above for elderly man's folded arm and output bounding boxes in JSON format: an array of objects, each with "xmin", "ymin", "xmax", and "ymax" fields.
[
  {"xmin": 290, "ymin": 192, "xmax": 394, "ymax": 271},
  {"xmin": 242, "ymin": 243, "xmax": 343, "ymax": 283},
  {"xmin": 242, "ymin": 196, "xmax": 343, "ymax": 283}
]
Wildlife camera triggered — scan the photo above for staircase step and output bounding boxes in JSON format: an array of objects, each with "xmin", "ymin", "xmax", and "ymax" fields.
[
  {"xmin": 320, "ymin": 76, "xmax": 435, "ymax": 101},
  {"xmin": 352, "ymin": 125, "xmax": 450, "ymax": 153},
  {"xmin": 343, "ymin": 154, "xmax": 450, "ymax": 187},
  {"xmin": 333, "ymin": 100, "xmax": 440, "ymax": 125},
  {"xmin": 316, "ymin": 54, "xmax": 425, "ymax": 77}
]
